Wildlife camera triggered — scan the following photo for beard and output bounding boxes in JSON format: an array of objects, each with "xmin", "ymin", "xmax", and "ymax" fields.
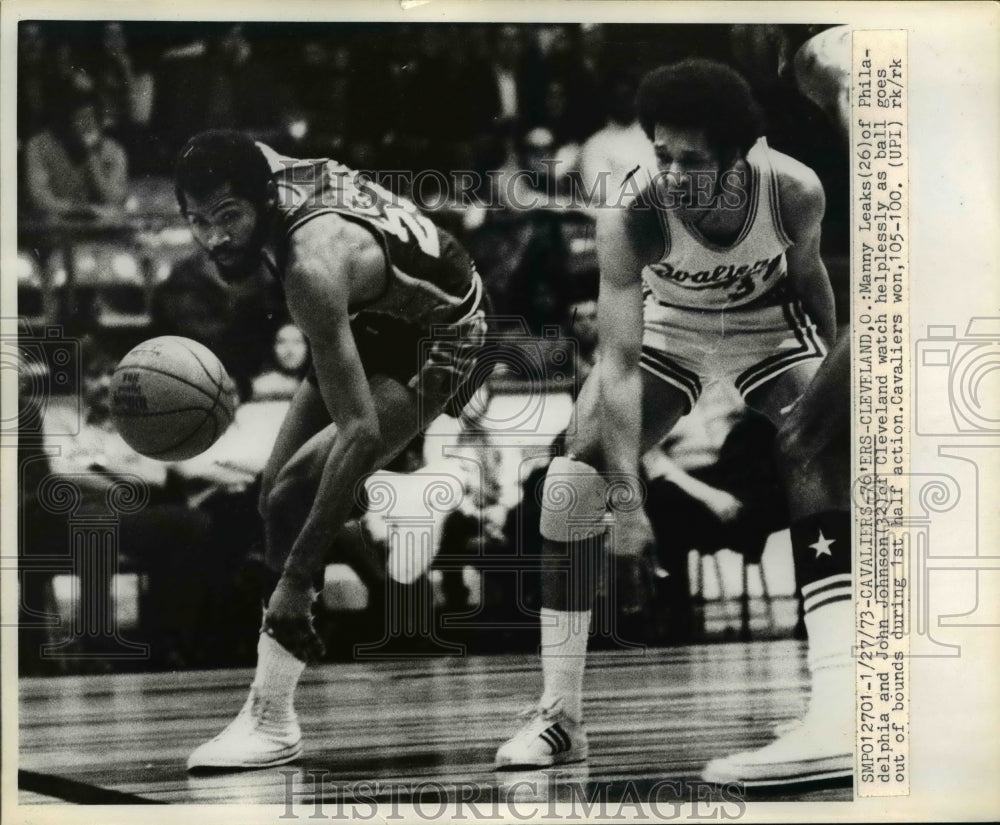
[
  {"xmin": 212, "ymin": 251, "xmax": 258, "ymax": 283},
  {"xmin": 209, "ymin": 218, "xmax": 271, "ymax": 283}
]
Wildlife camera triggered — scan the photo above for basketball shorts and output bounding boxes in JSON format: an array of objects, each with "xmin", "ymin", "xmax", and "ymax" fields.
[
  {"xmin": 640, "ymin": 286, "xmax": 828, "ymax": 412},
  {"xmin": 307, "ymin": 277, "xmax": 491, "ymax": 419}
]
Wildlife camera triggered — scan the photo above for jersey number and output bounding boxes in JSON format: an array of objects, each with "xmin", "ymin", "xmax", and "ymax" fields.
[
  {"xmin": 727, "ymin": 273, "xmax": 756, "ymax": 302},
  {"xmin": 344, "ymin": 171, "xmax": 441, "ymax": 259},
  {"xmin": 381, "ymin": 205, "xmax": 441, "ymax": 259}
]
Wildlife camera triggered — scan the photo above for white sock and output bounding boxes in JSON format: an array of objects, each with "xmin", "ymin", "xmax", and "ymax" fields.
[
  {"xmin": 802, "ymin": 599, "xmax": 853, "ymax": 733},
  {"xmin": 251, "ymin": 632, "xmax": 306, "ymax": 715},
  {"xmin": 539, "ymin": 607, "xmax": 590, "ymax": 723}
]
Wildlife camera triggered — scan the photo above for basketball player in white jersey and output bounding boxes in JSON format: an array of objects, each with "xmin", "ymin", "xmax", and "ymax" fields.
[{"xmin": 495, "ymin": 59, "xmax": 852, "ymax": 785}]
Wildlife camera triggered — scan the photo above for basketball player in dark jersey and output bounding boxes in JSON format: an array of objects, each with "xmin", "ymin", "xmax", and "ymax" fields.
[
  {"xmin": 495, "ymin": 60, "xmax": 852, "ymax": 786},
  {"xmin": 174, "ymin": 130, "xmax": 488, "ymax": 770}
]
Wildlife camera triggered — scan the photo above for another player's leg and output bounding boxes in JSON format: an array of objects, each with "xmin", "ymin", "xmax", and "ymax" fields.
[
  {"xmin": 495, "ymin": 366, "xmax": 690, "ymax": 769},
  {"xmin": 704, "ymin": 343, "xmax": 852, "ymax": 785},
  {"xmin": 188, "ymin": 375, "xmax": 449, "ymax": 771}
]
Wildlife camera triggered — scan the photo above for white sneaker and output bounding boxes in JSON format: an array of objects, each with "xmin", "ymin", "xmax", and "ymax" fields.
[
  {"xmin": 187, "ymin": 689, "xmax": 303, "ymax": 771},
  {"xmin": 702, "ymin": 717, "xmax": 851, "ymax": 786},
  {"xmin": 495, "ymin": 700, "xmax": 588, "ymax": 769}
]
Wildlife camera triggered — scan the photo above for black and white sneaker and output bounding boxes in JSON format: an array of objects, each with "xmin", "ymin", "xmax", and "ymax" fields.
[{"xmin": 494, "ymin": 699, "xmax": 588, "ymax": 769}]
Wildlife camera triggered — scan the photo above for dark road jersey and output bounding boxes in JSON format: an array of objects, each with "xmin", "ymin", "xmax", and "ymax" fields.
[{"xmin": 257, "ymin": 143, "xmax": 480, "ymax": 327}]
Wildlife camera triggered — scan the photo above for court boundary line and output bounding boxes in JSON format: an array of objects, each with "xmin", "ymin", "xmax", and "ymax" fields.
[{"xmin": 18, "ymin": 769, "xmax": 166, "ymax": 805}]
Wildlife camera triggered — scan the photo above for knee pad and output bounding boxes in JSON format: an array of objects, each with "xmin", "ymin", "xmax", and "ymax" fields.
[{"xmin": 539, "ymin": 456, "xmax": 608, "ymax": 542}]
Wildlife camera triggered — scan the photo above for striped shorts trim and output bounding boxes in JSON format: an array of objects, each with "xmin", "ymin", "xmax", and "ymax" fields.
[
  {"xmin": 639, "ymin": 346, "xmax": 702, "ymax": 412},
  {"xmin": 733, "ymin": 298, "xmax": 828, "ymax": 399},
  {"xmin": 640, "ymin": 290, "xmax": 827, "ymax": 406}
]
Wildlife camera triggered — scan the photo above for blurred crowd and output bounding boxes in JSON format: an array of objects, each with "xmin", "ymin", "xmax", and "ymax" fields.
[{"xmin": 18, "ymin": 23, "xmax": 846, "ymax": 229}]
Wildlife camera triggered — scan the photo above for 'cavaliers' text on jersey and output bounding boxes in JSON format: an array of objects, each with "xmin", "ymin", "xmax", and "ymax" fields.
[
  {"xmin": 640, "ymin": 137, "xmax": 793, "ymax": 311},
  {"xmin": 257, "ymin": 143, "xmax": 480, "ymax": 327}
]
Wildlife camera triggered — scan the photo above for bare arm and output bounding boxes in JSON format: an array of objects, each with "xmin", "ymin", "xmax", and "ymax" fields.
[
  {"xmin": 779, "ymin": 161, "xmax": 836, "ymax": 346},
  {"xmin": 278, "ymin": 217, "xmax": 384, "ymax": 586},
  {"xmin": 595, "ymin": 206, "xmax": 645, "ymax": 478}
]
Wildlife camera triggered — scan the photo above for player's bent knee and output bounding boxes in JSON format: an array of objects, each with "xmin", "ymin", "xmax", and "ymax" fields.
[{"xmin": 538, "ymin": 456, "xmax": 608, "ymax": 542}]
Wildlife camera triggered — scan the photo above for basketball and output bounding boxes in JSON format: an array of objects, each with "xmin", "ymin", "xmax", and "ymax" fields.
[{"xmin": 109, "ymin": 336, "xmax": 238, "ymax": 461}]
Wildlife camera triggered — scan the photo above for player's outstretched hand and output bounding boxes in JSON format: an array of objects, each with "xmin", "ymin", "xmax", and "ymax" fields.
[{"xmin": 264, "ymin": 575, "xmax": 325, "ymax": 663}]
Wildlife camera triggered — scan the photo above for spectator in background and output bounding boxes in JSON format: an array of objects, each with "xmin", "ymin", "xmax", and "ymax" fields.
[
  {"xmin": 283, "ymin": 40, "xmax": 347, "ymax": 159},
  {"xmin": 486, "ymin": 126, "xmax": 575, "ymax": 331},
  {"xmin": 451, "ymin": 24, "xmax": 509, "ymax": 173},
  {"xmin": 490, "ymin": 25, "xmax": 545, "ymax": 132},
  {"xmin": 542, "ymin": 25, "xmax": 605, "ymax": 140},
  {"xmin": 492, "ymin": 125, "xmax": 577, "ymax": 211},
  {"xmin": 432, "ymin": 405, "xmax": 507, "ymax": 612},
  {"xmin": 577, "ymin": 71, "xmax": 658, "ymax": 211},
  {"xmin": 534, "ymin": 79, "xmax": 588, "ymax": 167},
  {"xmin": 639, "ymin": 385, "xmax": 786, "ymax": 643},
  {"xmin": 23, "ymin": 87, "xmax": 128, "ymax": 220},
  {"xmin": 153, "ymin": 24, "xmax": 287, "ymax": 163},
  {"xmin": 150, "ymin": 248, "xmax": 284, "ymax": 398},
  {"xmin": 251, "ymin": 323, "xmax": 311, "ymax": 402},
  {"xmin": 17, "ymin": 23, "xmax": 49, "ymax": 141},
  {"xmin": 90, "ymin": 23, "xmax": 138, "ymax": 135},
  {"xmin": 203, "ymin": 25, "xmax": 285, "ymax": 138},
  {"xmin": 394, "ymin": 26, "xmax": 469, "ymax": 175},
  {"xmin": 46, "ymin": 32, "xmax": 96, "ymax": 99},
  {"xmin": 88, "ymin": 23, "xmax": 156, "ymax": 155}
]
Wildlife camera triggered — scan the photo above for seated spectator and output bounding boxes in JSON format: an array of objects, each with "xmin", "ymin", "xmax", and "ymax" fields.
[
  {"xmin": 22, "ymin": 87, "xmax": 128, "ymax": 220},
  {"xmin": 642, "ymin": 387, "xmax": 788, "ymax": 642},
  {"xmin": 251, "ymin": 323, "xmax": 311, "ymax": 402},
  {"xmin": 492, "ymin": 126, "xmax": 577, "ymax": 211},
  {"xmin": 432, "ymin": 411, "xmax": 507, "ymax": 612}
]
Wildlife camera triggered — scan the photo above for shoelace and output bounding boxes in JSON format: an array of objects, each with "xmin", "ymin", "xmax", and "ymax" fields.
[{"xmin": 517, "ymin": 698, "xmax": 565, "ymax": 724}]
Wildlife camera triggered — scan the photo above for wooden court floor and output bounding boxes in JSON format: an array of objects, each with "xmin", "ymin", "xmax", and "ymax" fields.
[{"xmin": 19, "ymin": 640, "xmax": 852, "ymax": 806}]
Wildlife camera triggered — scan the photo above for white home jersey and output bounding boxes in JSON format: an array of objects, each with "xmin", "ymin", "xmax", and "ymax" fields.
[{"xmin": 641, "ymin": 137, "xmax": 793, "ymax": 311}]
